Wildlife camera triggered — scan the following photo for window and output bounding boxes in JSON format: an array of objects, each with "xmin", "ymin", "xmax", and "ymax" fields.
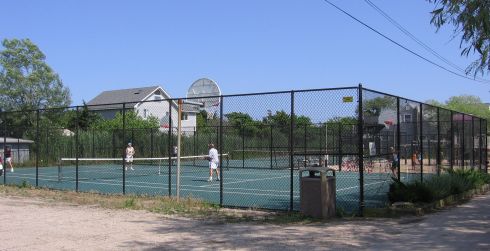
[
  {"xmin": 181, "ymin": 112, "xmax": 188, "ymax": 121},
  {"xmin": 403, "ymin": 114, "xmax": 412, "ymax": 123},
  {"xmin": 143, "ymin": 109, "xmax": 148, "ymax": 118}
]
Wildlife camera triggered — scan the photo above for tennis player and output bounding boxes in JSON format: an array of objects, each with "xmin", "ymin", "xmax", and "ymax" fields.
[
  {"xmin": 5, "ymin": 146, "xmax": 13, "ymax": 172},
  {"xmin": 125, "ymin": 143, "xmax": 135, "ymax": 171},
  {"xmin": 206, "ymin": 143, "xmax": 220, "ymax": 182}
]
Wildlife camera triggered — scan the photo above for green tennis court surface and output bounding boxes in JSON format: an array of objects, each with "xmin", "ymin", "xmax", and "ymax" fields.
[{"xmin": 1, "ymin": 161, "xmax": 419, "ymax": 212}]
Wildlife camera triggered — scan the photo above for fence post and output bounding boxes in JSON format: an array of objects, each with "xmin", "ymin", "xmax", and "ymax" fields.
[
  {"xmin": 462, "ymin": 114, "xmax": 465, "ymax": 169},
  {"xmin": 338, "ymin": 123, "xmax": 342, "ymax": 171},
  {"xmin": 270, "ymin": 125, "xmax": 273, "ymax": 169},
  {"xmin": 396, "ymin": 97, "xmax": 401, "ymax": 180},
  {"xmin": 2, "ymin": 112, "xmax": 6, "ymax": 184},
  {"xmin": 450, "ymin": 111, "xmax": 454, "ymax": 170},
  {"xmin": 480, "ymin": 119, "xmax": 483, "ymax": 172},
  {"xmin": 36, "ymin": 110, "xmax": 40, "ymax": 187},
  {"xmin": 46, "ymin": 127, "xmax": 49, "ymax": 166},
  {"xmin": 92, "ymin": 128, "xmax": 95, "ymax": 158},
  {"xmin": 75, "ymin": 107, "xmax": 79, "ymax": 192},
  {"xmin": 219, "ymin": 96, "xmax": 224, "ymax": 206},
  {"xmin": 242, "ymin": 124, "xmax": 245, "ymax": 168},
  {"xmin": 357, "ymin": 84, "xmax": 364, "ymax": 216},
  {"xmin": 436, "ymin": 107, "xmax": 441, "ymax": 176},
  {"xmin": 168, "ymin": 100, "xmax": 172, "ymax": 196},
  {"xmin": 289, "ymin": 90, "xmax": 295, "ymax": 211},
  {"xmin": 419, "ymin": 103, "xmax": 423, "ymax": 182},
  {"xmin": 471, "ymin": 117, "xmax": 475, "ymax": 168},
  {"xmin": 122, "ymin": 103, "xmax": 126, "ymax": 195}
]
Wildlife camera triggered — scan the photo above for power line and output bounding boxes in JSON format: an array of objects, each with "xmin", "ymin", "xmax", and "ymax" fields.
[
  {"xmin": 363, "ymin": 0, "xmax": 490, "ymax": 83},
  {"xmin": 322, "ymin": 0, "xmax": 490, "ymax": 84}
]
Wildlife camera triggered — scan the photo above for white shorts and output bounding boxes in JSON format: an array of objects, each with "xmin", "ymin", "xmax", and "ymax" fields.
[
  {"xmin": 126, "ymin": 155, "xmax": 133, "ymax": 163},
  {"xmin": 6, "ymin": 157, "xmax": 11, "ymax": 163},
  {"xmin": 209, "ymin": 162, "xmax": 218, "ymax": 170}
]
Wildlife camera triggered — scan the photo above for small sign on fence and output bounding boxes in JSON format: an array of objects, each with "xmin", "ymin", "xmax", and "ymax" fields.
[{"xmin": 342, "ymin": 96, "xmax": 353, "ymax": 103}]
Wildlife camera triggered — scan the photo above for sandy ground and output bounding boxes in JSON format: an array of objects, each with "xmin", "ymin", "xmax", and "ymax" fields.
[{"xmin": 0, "ymin": 193, "xmax": 489, "ymax": 251}]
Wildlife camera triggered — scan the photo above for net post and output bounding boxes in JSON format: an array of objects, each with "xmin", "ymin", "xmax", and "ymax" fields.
[
  {"xmin": 357, "ymin": 84, "xmax": 364, "ymax": 216},
  {"xmin": 58, "ymin": 158, "xmax": 62, "ymax": 182}
]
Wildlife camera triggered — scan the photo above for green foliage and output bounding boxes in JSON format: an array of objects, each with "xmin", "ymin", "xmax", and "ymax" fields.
[
  {"xmin": 93, "ymin": 110, "xmax": 159, "ymax": 130},
  {"xmin": 63, "ymin": 103, "xmax": 102, "ymax": 131},
  {"xmin": 427, "ymin": 0, "xmax": 490, "ymax": 76},
  {"xmin": 389, "ymin": 169, "xmax": 490, "ymax": 204},
  {"xmin": 427, "ymin": 94, "xmax": 490, "ymax": 132},
  {"xmin": 363, "ymin": 96, "xmax": 396, "ymax": 116},
  {"xmin": 0, "ymin": 39, "xmax": 71, "ymax": 111}
]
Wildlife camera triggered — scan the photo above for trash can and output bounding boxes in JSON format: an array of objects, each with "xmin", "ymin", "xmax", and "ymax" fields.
[{"xmin": 299, "ymin": 167, "xmax": 336, "ymax": 218}]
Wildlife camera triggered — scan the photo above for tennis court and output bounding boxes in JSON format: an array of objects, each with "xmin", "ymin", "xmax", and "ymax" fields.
[{"xmin": 2, "ymin": 154, "xmax": 418, "ymax": 211}]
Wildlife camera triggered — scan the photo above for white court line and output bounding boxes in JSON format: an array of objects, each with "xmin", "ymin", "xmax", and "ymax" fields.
[
  {"xmin": 198, "ymin": 175, "xmax": 291, "ymax": 188},
  {"xmin": 337, "ymin": 180, "xmax": 388, "ymax": 192}
]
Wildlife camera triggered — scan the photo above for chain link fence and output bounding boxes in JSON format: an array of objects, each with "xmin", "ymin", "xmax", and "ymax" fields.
[{"xmin": 0, "ymin": 85, "xmax": 487, "ymax": 215}]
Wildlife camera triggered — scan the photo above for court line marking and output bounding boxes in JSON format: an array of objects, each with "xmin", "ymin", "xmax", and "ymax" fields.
[{"xmin": 198, "ymin": 175, "xmax": 291, "ymax": 188}]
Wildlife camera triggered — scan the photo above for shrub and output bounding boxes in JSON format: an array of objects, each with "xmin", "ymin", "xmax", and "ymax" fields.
[{"xmin": 389, "ymin": 169, "xmax": 490, "ymax": 204}]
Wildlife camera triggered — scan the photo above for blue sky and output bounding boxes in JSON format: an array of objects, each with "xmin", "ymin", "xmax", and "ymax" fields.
[{"xmin": 1, "ymin": 0, "xmax": 489, "ymax": 106}]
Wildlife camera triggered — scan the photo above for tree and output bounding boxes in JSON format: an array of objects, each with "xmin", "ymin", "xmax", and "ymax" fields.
[
  {"xmin": 427, "ymin": 0, "xmax": 490, "ymax": 76},
  {"xmin": 0, "ymin": 38, "xmax": 71, "ymax": 111},
  {"xmin": 0, "ymin": 39, "xmax": 71, "ymax": 136}
]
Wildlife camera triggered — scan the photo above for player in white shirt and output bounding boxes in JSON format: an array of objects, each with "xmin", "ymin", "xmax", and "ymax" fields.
[
  {"xmin": 206, "ymin": 143, "xmax": 220, "ymax": 182},
  {"xmin": 125, "ymin": 142, "xmax": 135, "ymax": 171}
]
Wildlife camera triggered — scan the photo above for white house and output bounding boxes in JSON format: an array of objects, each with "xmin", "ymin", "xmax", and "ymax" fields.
[{"xmin": 87, "ymin": 86, "xmax": 198, "ymax": 134}]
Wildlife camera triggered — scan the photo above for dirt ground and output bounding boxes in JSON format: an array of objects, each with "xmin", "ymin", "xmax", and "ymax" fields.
[{"xmin": 1, "ymin": 193, "xmax": 489, "ymax": 251}]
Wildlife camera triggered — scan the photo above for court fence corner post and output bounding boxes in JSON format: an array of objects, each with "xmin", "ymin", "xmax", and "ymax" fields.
[{"xmin": 396, "ymin": 97, "xmax": 401, "ymax": 181}]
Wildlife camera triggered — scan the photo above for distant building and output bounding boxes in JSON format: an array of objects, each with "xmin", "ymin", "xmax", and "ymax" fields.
[
  {"xmin": 87, "ymin": 86, "xmax": 198, "ymax": 134},
  {"xmin": 0, "ymin": 137, "xmax": 34, "ymax": 163}
]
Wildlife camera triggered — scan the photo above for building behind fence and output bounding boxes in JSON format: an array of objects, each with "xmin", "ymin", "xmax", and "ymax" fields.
[{"xmin": 0, "ymin": 85, "xmax": 487, "ymax": 215}]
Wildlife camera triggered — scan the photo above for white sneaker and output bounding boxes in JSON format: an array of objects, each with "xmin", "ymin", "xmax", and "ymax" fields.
[
  {"xmin": 208, "ymin": 177, "xmax": 212, "ymax": 182},
  {"xmin": 217, "ymin": 177, "xmax": 220, "ymax": 181},
  {"xmin": 10, "ymin": 168, "xmax": 13, "ymax": 173}
]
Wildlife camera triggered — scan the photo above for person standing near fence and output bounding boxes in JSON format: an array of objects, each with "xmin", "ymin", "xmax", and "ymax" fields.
[
  {"xmin": 389, "ymin": 147, "xmax": 398, "ymax": 178},
  {"xmin": 125, "ymin": 143, "xmax": 135, "ymax": 171},
  {"xmin": 5, "ymin": 146, "xmax": 14, "ymax": 172},
  {"xmin": 172, "ymin": 145, "xmax": 178, "ymax": 165},
  {"xmin": 206, "ymin": 143, "xmax": 220, "ymax": 182}
]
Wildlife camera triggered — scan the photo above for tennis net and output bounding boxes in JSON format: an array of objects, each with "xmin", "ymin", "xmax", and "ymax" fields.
[{"xmin": 57, "ymin": 154, "xmax": 229, "ymax": 181}]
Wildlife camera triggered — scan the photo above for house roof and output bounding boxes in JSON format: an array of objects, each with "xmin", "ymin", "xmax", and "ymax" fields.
[{"xmin": 87, "ymin": 86, "xmax": 160, "ymax": 108}]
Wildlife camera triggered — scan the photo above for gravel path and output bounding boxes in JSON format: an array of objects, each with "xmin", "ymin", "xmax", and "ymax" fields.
[{"xmin": 1, "ymin": 193, "xmax": 489, "ymax": 250}]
